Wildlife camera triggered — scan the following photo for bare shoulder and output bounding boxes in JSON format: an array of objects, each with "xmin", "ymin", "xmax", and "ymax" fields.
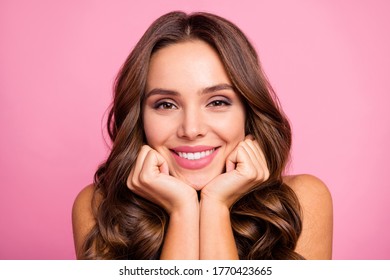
[
  {"xmin": 283, "ymin": 174, "xmax": 333, "ymax": 259},
  {"xmin": 284, "ymin": 174, "xmax": 332, "ymax": 203},
  {"xmin": 72, "ymin": 184, "xmax": 96, "ymax": 221},
  {"xmin": 72, "ymin": 184, "xmax": 99, "ymax": 258}
]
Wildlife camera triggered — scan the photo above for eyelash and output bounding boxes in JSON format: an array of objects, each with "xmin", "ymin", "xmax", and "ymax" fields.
[
  {"xmin": 207, "ymin": 99, "xmax": 232, "ymax": 107},
  {"xmin": 154, "ymin": 101, "xmax": 177, "ymax": 110},
  {"xmin": 153, "ymin": 97, "xmax": 232, "ymax": 110}
]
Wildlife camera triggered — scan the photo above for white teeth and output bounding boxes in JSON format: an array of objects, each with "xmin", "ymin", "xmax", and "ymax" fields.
[{"xmin": 177, "ymin": 149, "xmax": 215, "ymax": 160}]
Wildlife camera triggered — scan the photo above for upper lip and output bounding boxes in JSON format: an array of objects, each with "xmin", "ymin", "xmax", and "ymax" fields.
[{"xmin": 170, "ymin": 145, "xmax": 218, "ymax": 153}]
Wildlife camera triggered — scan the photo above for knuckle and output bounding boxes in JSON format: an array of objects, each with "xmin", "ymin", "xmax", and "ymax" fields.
[
  {"xmin": 130, "ymin": 176, "xmax": 138, "ymax": 186},
  {"xmin": 138, "ymin": 145, "xmax": 151, "ymax": 156},
  {"xmin": 244, "ymin": 166, "xmax": 257, "ymax": 180},
  {"xmin": 265, "ymin": 170, "xmax": 270, "ymax": 180},
  {"xmin": 141, "ymin": 144, "xmax": 150, "ymax": 150},
  {"xmin": 138, "ymin": 172, "xmax": 150, "ymax": 186},
  {"xmin": 127, "ymin": 170, "xmax": 141, "ymax": 190},
  {"xmin": 129, "ymin": 177, "xmax": 138, "ymax": 190},
  {"xmin": 126, "ymin": 178, "xmax": 131, "ymax": 189},
  {"xmin": 259, "ymin": 168, "xmax": 270, "ymax": 182},
  {"xmin": 126, "ymin": 172, "xmax": 134, "ymax": 188}
]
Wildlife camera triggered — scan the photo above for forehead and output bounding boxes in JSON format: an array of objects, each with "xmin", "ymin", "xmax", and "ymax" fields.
[{"xmin": 146, "ymin": 40, "xmax": 231, "ymax": 91}]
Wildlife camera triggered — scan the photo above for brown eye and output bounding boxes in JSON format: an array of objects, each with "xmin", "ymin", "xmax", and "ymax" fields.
[
  {"xmin": 207, "ymin": 99, "xmax": 231, "ymax": 107},
  {"xmin": 155, "ymin": 101, "xmax": 177, "ymax": 110}
]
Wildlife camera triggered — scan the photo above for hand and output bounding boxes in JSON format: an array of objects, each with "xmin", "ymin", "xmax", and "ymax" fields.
[
  {"xmin": 127, "ymin": 145, "xmax": 198, "ymax": 214},
  {"xmin": 201, "ymin": 135, "xmax": 270, "ymax": 208}
]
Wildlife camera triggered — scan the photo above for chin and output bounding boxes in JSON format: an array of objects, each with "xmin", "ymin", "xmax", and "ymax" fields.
[{"xmin": 177, "ymin": 173, "xmax": 217, "ymax": 191}]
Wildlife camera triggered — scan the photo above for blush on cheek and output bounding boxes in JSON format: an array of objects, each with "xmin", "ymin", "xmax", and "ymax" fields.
[
  {"xmin": 142, "ymin": 117, "xmax": 161, "ymax": 147},
  {"xmin": 219, "ymin": 112, "xmax": 245, "ymax": 137},
  {"xmin": 142, "ymin": 107, "xmax": 179, "ymax": 149}
]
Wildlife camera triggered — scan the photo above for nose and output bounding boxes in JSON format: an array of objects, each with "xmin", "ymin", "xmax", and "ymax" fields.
[{"xmin": 177, "ymin": 107, "xmax": 207, "ymax": 140}]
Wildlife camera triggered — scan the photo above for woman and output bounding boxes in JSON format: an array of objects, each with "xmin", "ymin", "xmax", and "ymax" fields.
[{"xmin": 72, "ymin": 11, "xmax": 333, "ymax": 260}]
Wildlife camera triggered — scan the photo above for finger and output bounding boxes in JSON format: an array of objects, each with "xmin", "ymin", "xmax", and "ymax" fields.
[
  {"xmin": 226, "ymin": 139, "xmax": 258, "ymax": 173},
  {"xmin": 225, "ymin": 144, "xmax": 239, "ymax": 172},
  {"xmin": 241, "ymin": 138, "xmax": 270, "ymax": 181},
  {"xmin": 241, "ymin": 140, "xmax": 262, "ymax": 168},
  {"xmin": 128, "ymin": 145, "xmax": 152, "ymax": 188},
  {"xmin": 244, "ymin": 135, "xmax": 266, "ymax": 165},
  {"xmin": 153, "ymin": 151, "xmax": 169, "ymax": 175},
  {"xmin": 248, "ymin": 138, "xmax": 267, "ymax": 167},
  {"xmin": 249, "ymin": 140, "xmax": 270, "ymax": 180},
  {"xmin": 226, "ymin": 144, "xmax": 254, "ymax": 175},
  {"xmin": 140, "ymin": 149, "xmax": 169, "ymax": 178}
]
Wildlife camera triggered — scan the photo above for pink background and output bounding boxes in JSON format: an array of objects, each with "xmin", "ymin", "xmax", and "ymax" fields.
[{"xmin": 1, "ymin": 0, "xmax": 389, "ymax": 259}]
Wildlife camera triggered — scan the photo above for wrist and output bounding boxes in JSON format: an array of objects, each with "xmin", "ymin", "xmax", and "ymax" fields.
[
  {"xmin": 200, "ymin": 195, "xmax": 230, "ymax": 215},
  {"xmin": 169, "ymin": 196, "xmax": 199, "ymax": 217},
  {"xmin": 200, "ymin": 191, "xmax": 234, "ymax": 210}
]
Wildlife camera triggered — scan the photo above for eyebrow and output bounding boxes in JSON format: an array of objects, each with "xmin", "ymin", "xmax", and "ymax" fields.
[
  {"xmin": 145, "ymin": 83, "xmax": 235, "ymax": 99},
  {"xmin": 202, "ymin": 83, "xmax": 235, "ymax": 95}
]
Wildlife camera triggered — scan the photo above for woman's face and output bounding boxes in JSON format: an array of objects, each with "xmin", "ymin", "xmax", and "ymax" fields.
[{"xmin": 143, "ymin": 40, "xmax": 246, "ymax": 190}]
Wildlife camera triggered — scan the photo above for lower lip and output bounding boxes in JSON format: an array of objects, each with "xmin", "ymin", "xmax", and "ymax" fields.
[{"xmin": 171, "ymin": 149, "xmax": 219, "ymax": 170}]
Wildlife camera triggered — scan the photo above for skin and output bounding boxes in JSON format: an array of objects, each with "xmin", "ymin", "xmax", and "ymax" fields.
[
  {"xmin": 72, "ymin": 40, "xmax": 333, "ymax": 260},
  {"xmin": 142, "ymin": 39, "xmax": 248, "ymax": 190},
  {"xmin": 136, "ymin": 40, "xmax": 270, "ymax": 259}
]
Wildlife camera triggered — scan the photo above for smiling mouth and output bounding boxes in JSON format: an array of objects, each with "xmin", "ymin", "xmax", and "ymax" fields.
[
  {"xmin": 170, "ymin": 147, "xmax": 220, "ymax": 170},
  {"xmin": 176, "ymin": 148, "xmax": 216, "ymax": 160}
]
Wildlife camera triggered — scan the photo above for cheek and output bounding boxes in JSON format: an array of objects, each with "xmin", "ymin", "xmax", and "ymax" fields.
[
  {"xmin": 143, "ymin": 112, "xmax": 174, "ymax": 147},
  {"xmin": 213, "ymin": 112, "xmax": 246, "ymax": 144},
  {"xmin": 143, "ymin": 113, "xmax": 160, "ymax": 146},
  {"xmin": 228, "ymin": 124, "xmax": 246, "ymax": 145}
]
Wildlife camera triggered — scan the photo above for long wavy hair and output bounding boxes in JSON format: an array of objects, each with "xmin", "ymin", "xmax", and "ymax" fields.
[{"xmin": 81, "ymin": 11, "xmax": 303, "ymax": 259}]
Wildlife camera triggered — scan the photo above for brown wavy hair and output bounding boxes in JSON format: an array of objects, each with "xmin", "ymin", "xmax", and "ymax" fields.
[{"xmin": 81, "ymin": 11, "xmax": 303, "ymax": 259}]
